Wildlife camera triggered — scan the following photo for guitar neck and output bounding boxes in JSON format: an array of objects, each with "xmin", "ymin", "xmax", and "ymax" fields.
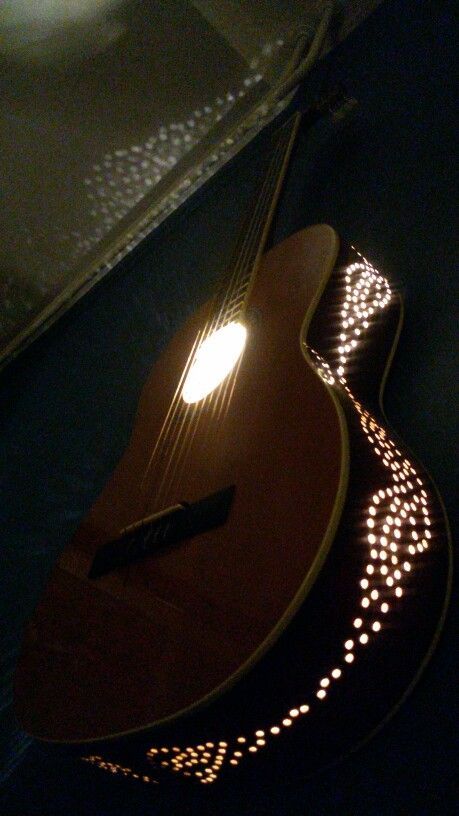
[{"xmin": 212, "ymin": 111, "xmax": 302, "ymax": 326}]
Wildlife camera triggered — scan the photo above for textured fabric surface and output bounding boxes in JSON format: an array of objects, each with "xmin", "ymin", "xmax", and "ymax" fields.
[{"xmin": 0, "ymin": 0, "xmax": 457, "ymax": 812}]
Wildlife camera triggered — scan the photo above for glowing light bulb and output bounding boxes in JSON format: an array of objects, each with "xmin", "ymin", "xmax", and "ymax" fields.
[{"xmin": 182, "ymin": 322, "xmax": 247, "ymax": 403}]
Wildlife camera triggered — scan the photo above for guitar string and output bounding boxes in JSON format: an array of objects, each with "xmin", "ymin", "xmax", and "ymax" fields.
[
  {"xmin": 150, "ymin": 128, "xmax": 295, "ymax": 507},
  {"xmin": 139, "ymin": 326, "xmax": 204, "ymax": 496},
  {"xmin": 191, "ymin": 121, "xmax": 299, "ymax": 438},
  {"xmin": 141, "ymin": 119, "xmax": 298, "ymax": 512},
  {"xmin": 195, "ymin": 127, "xmax": 296, "ymax": 451},
  {"xmin": 211, "ymin": 116, "xmax": 297, "ymax": 329},
  {"xmin": 144, "ymin": 122, "xmax": 296, "ymax": 510},
  {"xmin": 144, "ymin": 145, "xmax": 287, "ymax": 512},
  {"xmin": 216, "ymin": 345, "xmax": 245, "ymax": 425},
  {"xmin": 142, "ymin": 128, "xmax": 291, "ymax": 508},
  {"xmin": 179, "ymin": 129, "xmax": 294, "ymax": 429},
  {"xmin": 214, "ymin": 114, "xmax": 299, "ymax": 339},
  {"xmin": 148, "ymin": 145, "xmax": 285, "ymax": 509},
  {"xmin": 158, "ymin": 324, "xmax": 247, "ymax": 505}
]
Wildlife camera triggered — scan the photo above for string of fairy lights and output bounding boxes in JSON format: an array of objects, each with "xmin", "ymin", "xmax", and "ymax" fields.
[{"xmin": 83, "ymin": 252, "xmax": 434, "ymax": 786}]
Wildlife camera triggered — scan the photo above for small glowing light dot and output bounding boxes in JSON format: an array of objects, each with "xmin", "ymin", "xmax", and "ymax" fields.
[
  {"xmin": 345, "ymin": 639, "xmax": 354, "ymax": 649},
  {"xmin": 395, "ymin": 587, "xmax": 403, "ymax": 597},
  {"xmin": 317, "ymin": 689, "xmax": 327, "ymax": 699},
  {"xmin": 270, "ymin": 727, "xmax": 280, "ymax": 735},
  {"xmin": 300, "ymin": 704, "xmax": 310, "ymax": 713},
  {"xmin": 345, "ymin": 652, "xmax": 355, "ymax": 663},
  {"xmin": 332, "ymin": 669, "xmax": 342, "ymax": 679},
  {"xmin": 353, "ymin": 618, "xmax": 363, "ymax": 628},
  {"xmin": 255, "ymin": 730, "xmax": 264, "ymax": 738},
  {"xmin": 372, "ymin": 621, "xmax": 381, "ymax": 632},
  {"xmin": 320, "ymin": 678, "xmax": 330, "ymax": 688},
  {"xmin": 403, "ymin": 561, "xmax": 411, "ymax": 571},
  {"xmin": 282, "ymin": 718, "xmax": 292, "ymax": 727},
  {"xmin": 381, "ymin": 602, "xmax": 389, "ymax": 613},
  {"xmin": 361, "ymin": 578, "xmax": 369, "ymax": 589},
  {"xmin": 289, "ymin": 709, "xmax": 300, "ymax": 717},
  {"xmin": 359, "ymin": 633, "xmax": 369, "ymax": 644},
  {"xmin": 370, "ymin": 589, "xmax": 379, "ymax": 600},
  {"xmin": 367, "ymin": 565, "xmax": 375, "ymax": 575},
  {"xmin": 367, "ymin": 518, "xmax": 375, "ymax": 528},
  {"xmin": 386, "ymin": 576, "xmax": 394, "ymax": 587},
  {"xmin": 368, "ymin": 534, "xmax": 377, "ymax": 544},
  {"xmin": 248, "ymin": 746, "xmax": 257, "ymax": 753},
  {"xmin": 237, "ymin": 737, "xmax": 246, "ymax": 744},
  {"xmin": 256, "ymin": 739, "xmax": 265, "ymax": 746}
]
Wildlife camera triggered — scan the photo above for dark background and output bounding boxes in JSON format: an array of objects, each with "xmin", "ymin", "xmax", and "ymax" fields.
[{"xmin": 0, "ymin": 0, "xmax": 457, "ymax": 812}]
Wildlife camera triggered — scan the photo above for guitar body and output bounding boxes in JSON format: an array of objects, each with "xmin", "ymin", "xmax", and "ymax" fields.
[
  {"xmin": 15, "ymin": 222, "xmax": 451, "ymax": 784},
  {"xmin": 15, "ymin": 226, "xmax": 346, "ymax": 741}
]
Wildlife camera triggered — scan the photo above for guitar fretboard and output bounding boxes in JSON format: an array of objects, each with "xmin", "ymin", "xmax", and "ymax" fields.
[{"xmin": 211, "ymin": 112, "xmax": 302, "ymax": 329}]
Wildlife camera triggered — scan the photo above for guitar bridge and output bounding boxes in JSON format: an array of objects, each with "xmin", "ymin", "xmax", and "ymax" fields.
[{"xmin": 88, "ymin": 485, "xmax": 235, "ymax": 579}]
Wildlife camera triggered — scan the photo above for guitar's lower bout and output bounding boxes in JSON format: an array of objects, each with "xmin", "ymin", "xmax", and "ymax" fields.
[{"xmin": 14, "ymin": 226, "xmax": 451, "ymax": 787}]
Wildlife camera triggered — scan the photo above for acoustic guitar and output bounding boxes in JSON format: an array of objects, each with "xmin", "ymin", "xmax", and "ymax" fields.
[{"xmin": 14, "ymin": 106, "xmax": 451, "ymax": 789}]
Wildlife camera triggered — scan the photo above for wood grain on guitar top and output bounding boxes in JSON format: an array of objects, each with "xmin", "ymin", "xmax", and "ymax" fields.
[{"xmin": 15, "ymin": 226, "xmax": 347, "ymax": 742}]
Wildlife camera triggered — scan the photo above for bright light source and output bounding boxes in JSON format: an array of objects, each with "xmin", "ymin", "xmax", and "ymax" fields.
[{"xmin": 182, "ymin": 321, "xmax": 247, "ymax": 404}]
